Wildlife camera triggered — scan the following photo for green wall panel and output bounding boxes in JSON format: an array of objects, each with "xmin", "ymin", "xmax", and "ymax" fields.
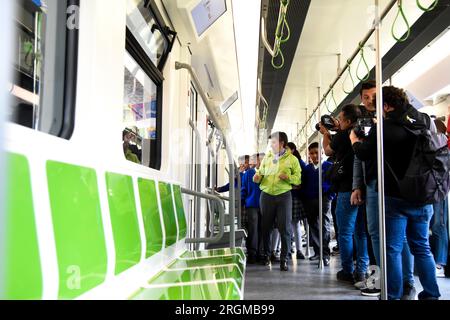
[
  {"xmin": 158, "ymin": 182, "xmax": 177, "ymax": 247},
  {"xmin": 2, "ymin": 153, "xmax": 42, "ymax": 300},
  {"xmin": 137, "ymin": 178, "xmax": 163, "ymax": 258},
  {"xmin": 46, "ymin": 161, "xmax": 107, "ymax": 299},
  {"xmin": 106, "ymin": 173, "xmax": 142, "ymax": 275},
  {"xmin": 172, "ymin": 185, "xmax": 187, "ymax": 239}
]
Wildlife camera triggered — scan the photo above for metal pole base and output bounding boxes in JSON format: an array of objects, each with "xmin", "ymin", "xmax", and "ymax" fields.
[{"xmin": 318, "ymin": 259, "xmax": 324, "ymax": 270}]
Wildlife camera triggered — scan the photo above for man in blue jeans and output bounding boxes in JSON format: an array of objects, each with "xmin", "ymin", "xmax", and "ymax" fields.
[
  {"xmin": 320, "ymin": 104, "xmax": 369, "ymax": 284},
  {"xmin": 351, "ymin": 86, "xmax": 440, "ymax": 300},
  {"xmin": 350, "ymin": 81, "xmax": 416, "ymax": 298}
]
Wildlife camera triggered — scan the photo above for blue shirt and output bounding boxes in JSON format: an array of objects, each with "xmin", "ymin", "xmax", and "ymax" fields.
[
  {"xmin": 241, "ymin": 168, "xmax": 261, "ymax": 208},
  {"xmin": 216, "ymin": 172, "xmax": 244, "ymax": 193},
  {"xmin": 301, "ymin": 161, "xmax": 335, "ymax": 200}
]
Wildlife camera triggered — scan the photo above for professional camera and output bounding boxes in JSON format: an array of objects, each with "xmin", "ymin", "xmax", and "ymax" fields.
[
  {"xmin": 353, "ymin": 117, "xmax": 373, "ymax": 139},
  {"xmin": 315, "ymin": 115, "xmax": 338, "ymax": 132}
]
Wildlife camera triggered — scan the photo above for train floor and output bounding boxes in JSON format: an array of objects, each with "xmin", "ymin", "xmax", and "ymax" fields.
[{"xmin": 244, "ymin": 245, "xmax": 450, "ymax": 300}]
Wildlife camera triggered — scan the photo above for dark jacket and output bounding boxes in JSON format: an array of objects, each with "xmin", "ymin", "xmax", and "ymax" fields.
[{"xmin": 352, "ymin": 105, "xmax": 427, "ymax": 198}]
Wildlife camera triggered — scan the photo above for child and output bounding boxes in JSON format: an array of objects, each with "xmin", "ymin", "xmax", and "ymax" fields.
[
  {"xmin": 301, "ymin": 142, "xmax": 334, "ymax": 266},
  {"xmin": 242, "ymin": 153, "xmax": 265, "ymax": 263}
]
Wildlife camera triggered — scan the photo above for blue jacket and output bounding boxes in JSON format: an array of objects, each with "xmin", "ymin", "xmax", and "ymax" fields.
[
  {"xmin": 301, "ymin": 161, "xmax": 335, "ymax": 200},
  {"xmin": 241, "ymin": 168, "xmax": 261, "ymax": 208},
  {"xmin": 216, "ymin": 172, "xmax": 244, "ymax": 193}
]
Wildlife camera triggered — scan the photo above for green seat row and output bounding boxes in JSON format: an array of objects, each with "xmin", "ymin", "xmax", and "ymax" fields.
[{"xmin": 2, "ymin": 153, "xmax": 244, "ymax": 300}]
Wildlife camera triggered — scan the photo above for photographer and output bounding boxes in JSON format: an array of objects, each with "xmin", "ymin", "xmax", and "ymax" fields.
[
  {"xmin": 319, "ymin": 104, "xmax": 369, "ymax": 284},
  {"xmin": 350, "ymin": 86, "xmax": 441, "ymax": 300},
  {"xmin": 351, "ymin": 82, "xmax": 416, "ymax": 298}
]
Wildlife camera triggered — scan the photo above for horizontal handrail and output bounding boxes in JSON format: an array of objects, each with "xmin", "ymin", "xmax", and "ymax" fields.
[{"xmin": 181, "ymin": 187, "xmax": 225, "ymax": 244}]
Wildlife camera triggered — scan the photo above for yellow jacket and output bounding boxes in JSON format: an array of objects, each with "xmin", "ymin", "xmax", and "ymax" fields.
[{"xmin": 254, "ymin": 149, "xmax": 301, "ymax": 196}]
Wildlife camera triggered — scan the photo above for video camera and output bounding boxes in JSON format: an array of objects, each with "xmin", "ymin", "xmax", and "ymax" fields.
[
  {"xmin": 352, "ymin": 118, "xmax": 373, "ymax": 138},
  {"xmin": 315, "ymin": 115, "xmax": 338, "ymax": 132}
]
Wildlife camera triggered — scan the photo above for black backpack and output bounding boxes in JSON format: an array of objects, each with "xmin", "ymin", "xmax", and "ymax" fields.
[{"xmin": 386, "ymin": 107, "xmax": 450, "ymax": 205}]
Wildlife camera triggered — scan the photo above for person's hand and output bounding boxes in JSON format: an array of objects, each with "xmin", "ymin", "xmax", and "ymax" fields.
[
  {"xmin": 350, "ymin": 189, "xmax": 364, "ymax": 206},
  {"xmin": 350, "ymin": 130, "xmax": 362, "ymax": 145},
  {"xmin": 253, "ymin": 174, "xmax": 262, "ymax": 183},
  {"xmin": 319, "ymin": 124, "xmax": 330, "ymax": 136},
  {"xmin": 279, "ymin": 173, "xmax": 289, "ymax": 181}
]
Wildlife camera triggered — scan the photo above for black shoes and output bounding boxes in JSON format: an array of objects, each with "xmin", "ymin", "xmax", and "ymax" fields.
[
  {"xmin": 262, "ymin": 256, "xmax": 271, "ymax": 266},
  {"xmin": 280, "ymin": 260, "xmax": 289, "ymax": 272},
  {"xmin": 296, "ymin": 251, "xmax": 306, "ymax": 260},
  {"xmin": 337, "ymin": 270, "xmax": 354, "ymax": 283},
  {"xmin": 309, "ymin": 254, "xmax": 320, "ymax": 261},
  {"xmin": 323, "ymin": 257, "xmax": 331, "ymax": 266},
  {"xmin": 401, "ymin": 282, "xmax": 417, "ymax": 300},
  {"xmin": 247, "ymin": 255, "xmax": 257, "ymax": 265},
  {"xmin": 271, "ymin": 252, "xmax": 280, "ymax": 262}
]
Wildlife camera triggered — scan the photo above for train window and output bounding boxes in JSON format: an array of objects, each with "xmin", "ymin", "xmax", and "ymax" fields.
[
  {"xmin": 126, "ymin": 0, "xmax": 176, "ymax": 71},
  {"xmin": 8, "ymin": 0, "xmax": 78, "ymax": 138},
  {"xmin": 122, "ymin": 51, "xmax": 160, "ymax": 168},
  {"xmin": 124, "ymin": 0, "xmax": 175, "ymax": 170}
]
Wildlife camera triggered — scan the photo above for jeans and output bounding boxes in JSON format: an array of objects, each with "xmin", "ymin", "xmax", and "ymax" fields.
[
  {"xmin": 366, "ymin": 180, "xmax": 415, "ymax": 285},
  {"xmin": 260, "ymin": 192, "xmax": 292, "ymax": 261},
  {"xmin": 246, "ymin": 207, "xmax": 262, "ymax": 258},
  {"xmin": 331, "ymin": 198, "xmax": 338, "ymax": 247},
  {"xmin": 304, "ymin": 198, "xmax": 332, "ymax": 257},
  {"xmin": 431, "ymin": 198, "xmax": 449, "ymax": 266},
  {"xmin": 385, "ymin": 196, "xmax": 440, "ymax": 300},
  {"xmin": 335, "ymin": 192, "xmax": 369, "ymax": 275}
]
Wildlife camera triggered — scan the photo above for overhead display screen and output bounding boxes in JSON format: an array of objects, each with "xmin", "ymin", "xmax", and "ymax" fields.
[{"xmin": 191, "ymin": 0, "xmax": 227, "ymax": 37}]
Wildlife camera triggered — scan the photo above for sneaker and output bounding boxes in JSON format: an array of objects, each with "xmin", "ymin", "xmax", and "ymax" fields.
[
  {"xmin": 401, "ymin": 283, "xmax": 416, "ymax": 300},
  {"xmin": 323, "ymin": 257, "xmax": 331, "ymax": 267},
  {"xmin": 337, "ymin": 270, "xmax": 354, "ymax": 283},
  {"xmin": 309, "ymin": 254, "xmax": 320, "ymax": 261},
  {"xmin": 353, "ymin": 273, "xmax": 367, "ymax": 290},
  {"xmin": 361, "ymin": 288, "xmax": 381, "ymax": 297},
  {"xmin": 332, "ymin": 245, "xmax": 339, "ymax": 253},
  {"xmin": 263, "ymin": 256, "xmax": 271, "ymax": 267},
  {"xmin": 436, "ymin": 265, "xmax": 445, "ymax": 278},
  {"xmin": 296, "ymin": 251, "xmax": 306, "ymax": 260}
]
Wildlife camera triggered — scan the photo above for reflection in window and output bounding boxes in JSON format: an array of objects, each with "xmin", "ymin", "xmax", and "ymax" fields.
[
  {"xmin": 10, "ymin": 0, "xmax": 45, "ymax": 129},
  {"xmin": 123, "ymin": 51, "xmax": 158, "ymax": 166},
  {"xmin": 126, "ymin": 0, "xmax": 167, "ymax": 68},
  {"xmin": 9, "ymin": 0, "xmax": 77, "ymax": 137}
]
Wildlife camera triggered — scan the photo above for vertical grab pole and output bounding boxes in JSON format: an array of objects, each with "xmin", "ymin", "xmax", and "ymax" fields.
[
  {"xmin": 189, "ymin": 119, "xmax": 203, "ymax": 250},
  {"xmin": 374, "ymin": 0, "xmax": 388, "ymax": 300},
  {"xmin": 318, "ymin": 88, "xmax": 324, "ymax": 269},
  {"xmin": 304, "ymin": 109, "xmax": 310, "ymax": 258}
]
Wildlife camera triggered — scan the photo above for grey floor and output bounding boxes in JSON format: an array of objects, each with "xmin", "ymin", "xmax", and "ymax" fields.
[{"xmin": 244, "ymin": 250, "xmax": 450, "ymax": 300}]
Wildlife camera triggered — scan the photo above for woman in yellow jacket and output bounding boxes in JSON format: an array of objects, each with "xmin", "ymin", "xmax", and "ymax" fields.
[{"xmin": 254, "ymin": 132, "xmax": 301, "ymax": 271}]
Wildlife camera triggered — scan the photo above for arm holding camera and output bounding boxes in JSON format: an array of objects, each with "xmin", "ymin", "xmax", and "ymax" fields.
[
  {"xmin": 350, "ymin": 124, "xmax": 377, "ymax": 161},
  {"xmin": 319, "ymin": 124, "xmax": 335, "ymax": 157}
]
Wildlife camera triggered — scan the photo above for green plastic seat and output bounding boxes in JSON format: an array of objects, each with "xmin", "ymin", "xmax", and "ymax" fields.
[
  {"xmin": 169, "ymin": 255, "xmax": 245, "ymax": 275},
  {"xmin": 131, "ymin": 280, "xmax": 241, "ymax": 300},
  {"xmin": 181, "ymin": 248, "xmax": 246, "ymax": 261}
]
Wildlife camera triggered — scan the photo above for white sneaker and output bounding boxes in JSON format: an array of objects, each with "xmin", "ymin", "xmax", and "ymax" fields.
[
  {"xmin": 436, "ymin": 266, "xmax": 445, "ymax": 278},
  {"xmin": 354, "ymin": 278, "xmax": 368, "ymax": 290}
]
